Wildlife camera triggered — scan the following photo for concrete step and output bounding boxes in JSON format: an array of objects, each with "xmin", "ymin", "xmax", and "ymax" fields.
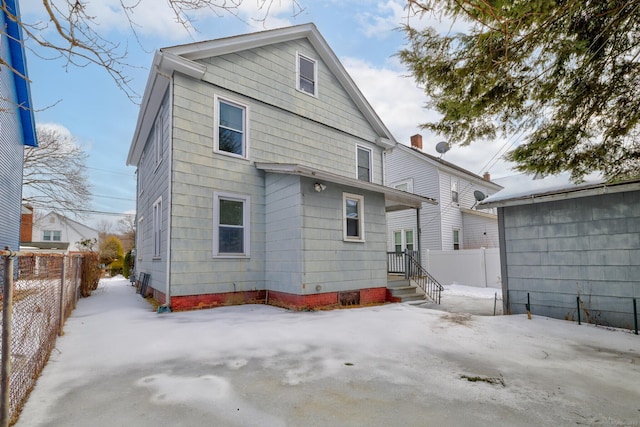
[
  {"xmin": 387, "ymin": 285, "xmax": 418, "ymax": 296},
  {"xmin": 397, "ymin": 292, "xmax": 426, "ymax": 302}
]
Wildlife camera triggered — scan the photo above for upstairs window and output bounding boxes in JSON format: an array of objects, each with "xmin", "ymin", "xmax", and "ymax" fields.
[
  {"xmin": 393, "ymin": 179, "xmax": 413, "ymax": 193},
  {"xmin": 343, "ymin": 193, "xmax": 365, "ymax": 242},
  {"xmin": 215, "ymin": 96, "xmax": 248, "ymax": 158},
  {"xmin": 154, "ymin": 108, "xmax": 163, "ymax": 167},
  {"xmin": 297, "ymin": 53, "xmax": 317, "ymax": 96},
  {"xmin": 43, "ymin": 230, "xmax": 61, "ymax": 241},
  {"xmin": 451, "ymin": 178, "xmax": 459, "ymax": 204},
  {"xmin": 356, "ymin": 145, "xmax": 372, "ymax": 182}
]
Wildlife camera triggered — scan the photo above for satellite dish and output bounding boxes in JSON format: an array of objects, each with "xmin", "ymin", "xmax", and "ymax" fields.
[
  {"xmin": 473, "ymin": 190, "xmax": 487, "ymax": 202},
  {"xmin": 471, "ymin": 190, "xmax": 487, "ymax": 209},
  {"xmin": 435, "ymin": 141, "xmax": 450, "ymax": 156}
]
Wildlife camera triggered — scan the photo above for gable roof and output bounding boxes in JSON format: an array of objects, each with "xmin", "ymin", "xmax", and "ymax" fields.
[
  {"xmin": 395, "ymin": 144, "xmax": 502, "ymax": 190},
  {"xmin": 39, "ymin": 211, "xmax": 99, "ymax": 237},
  {"xmin": 127, "ymin": 23, "xmax": 395, "ymax": 165},
  {"xmin": 2, "ymin": 0, "xmax": 37, "ymax": 147}
]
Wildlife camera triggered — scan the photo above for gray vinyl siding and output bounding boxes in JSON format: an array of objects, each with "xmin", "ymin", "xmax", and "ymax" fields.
[
  {"xmin": 501, "ymin": 190, "xmax": 640, "ymax": 328},
  {"xmin": 194, "ymin": 40, "xmax": 384, "ymax": 184},
  {"xmin": 198, "ymin": 40, "xmax": 379, "ymax": 147},
  {"xmin": 265, "ymin": 174, "xmax": 303, "ymax": 293},
  {"xmin": 136, "ymin": 33, "xmax": 395, "ymax": 300},
  {"xmin": 0, "ymin": 17, "xmax": 24, "ymax": 251},
  {"xmin": 300, "ymin": 177, "xmax": 388, "ymax": 293},
  {"xmin": 136, "ymin": 91, "xmax": 170, "ymax": 294}
]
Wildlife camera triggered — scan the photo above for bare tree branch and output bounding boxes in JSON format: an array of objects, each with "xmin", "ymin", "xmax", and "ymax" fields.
[
  {"xmin": 1, "ymin": 0, "xmax": 305, "ymax": 102},
  {"xmin": 22, "ymin": 124, "xmax": 92, "ymax": 217}
]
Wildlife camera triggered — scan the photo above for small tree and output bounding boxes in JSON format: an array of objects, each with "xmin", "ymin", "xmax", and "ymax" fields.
[{"xmin": 99, "ymin": 236, "xmax": 124, "ymax": 275}]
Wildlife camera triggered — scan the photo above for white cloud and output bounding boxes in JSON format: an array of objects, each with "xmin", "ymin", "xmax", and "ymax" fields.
[
  {"xmin": 343, "ymin": 57, "xmax": 517, "ymax": 178},
  {"xmin": 357, "ymin": 0, "xmax": 407, "ymax": 39}
]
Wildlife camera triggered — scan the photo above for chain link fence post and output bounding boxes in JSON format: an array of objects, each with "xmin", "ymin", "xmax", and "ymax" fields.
[{"xmin": 1, "ymin": 249, "xmax": 16, "ymax": 427}]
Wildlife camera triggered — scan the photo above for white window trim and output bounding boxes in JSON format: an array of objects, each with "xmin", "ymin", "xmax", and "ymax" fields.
[
  {"xmin": 393, "ymin": 228, "xmax": 415, "ymax": 252},
  {"xmin": 453, "ymin": 228, "xmax": 461, "ymax": 250},
  {"xmin": 153, "ymin": 197, "xmax": 162, "ymax": 259},
  {"xmin": 213, "ymin": 191, "xmax": 251, "ymax": 258},
  {"xmin": 137, "ymin": 216, "xmax": 144, "ymax": 261},
  {"xmin": 451, "ymin": 177, "xmax": 459, "ymax": 206},
  {"xmin": 296, "ymin": 52, "xmax": 318, "ymax": 97},
  {"xmin": 392, "ymin": 179, "xmax": 413, "ymax": 193},
  {"xmin": 154, "ymin": 107, "xmax": 163, "ymax": 169},
  {"xmin": 214, "ymin": 95, "xmax": 250, "ymax": 160},
  {"xmin": 355, "ymin": 144, "xmax": 373, "ymax": 182},
  {"xmin": 343, "ymin": 192, "xmax": 365, "ymax": 242}
]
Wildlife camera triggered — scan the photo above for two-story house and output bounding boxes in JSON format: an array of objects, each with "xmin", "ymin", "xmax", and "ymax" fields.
[
  {"xmin": 127, "ymin": 24, "xmax": 433, "ymax": 311},
  {"xmin": 0, "ymin": 0, "xmax": 37, "ymax": 251},
  {"xmin": 22, "ymin": 211, "xmax": 99, "ymax": 254},
  {"xmin": 386, "ymin": 134, "xmax": 502, "ymax": 257}
]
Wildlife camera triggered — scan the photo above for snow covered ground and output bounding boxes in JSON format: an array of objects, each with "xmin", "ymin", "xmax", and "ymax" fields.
[{"xmin": 15, "ymin": 277, "xmax": 640, "ymax": 426}]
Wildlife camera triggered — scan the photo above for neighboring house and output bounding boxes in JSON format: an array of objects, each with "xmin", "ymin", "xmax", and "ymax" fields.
[
  {"xmin": 481, "ymin": 176, "xmax": 640, "ymax": 329},
  {"xmin": 127, "ymin": 24, "xmax": 432, "ymax": 311},
  {"xmin": 386, "ymin": 134, "xmax": 502, "ymax": 254},
  {"xmin": 23, "ymin": 211, "xmax": 99, "ymax": 254},
  {"xmin": 0, "ymin": 0, "xmax": 37, "ymax": 251}
]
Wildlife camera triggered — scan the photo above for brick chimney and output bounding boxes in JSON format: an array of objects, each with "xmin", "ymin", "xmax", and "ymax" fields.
[
  {"xmin": 21, "ymin": 205, "xmax": 33, "ymax": 243},
  {"xmin": 483, "ymin": 172, "xmax": 491, "ymax": 181},
  {"xmin": 410, "ymin": 134, "xmax": 423, "ymax": 150}
]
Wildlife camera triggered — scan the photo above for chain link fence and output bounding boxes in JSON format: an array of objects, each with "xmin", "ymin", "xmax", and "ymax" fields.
[
  {"xmin": 508, "ymin": 289, "xmax": 640, "ymax": 333},
  {"xmin": 1, "ymin": 251, "xmax": 83, "ymax": 426}
]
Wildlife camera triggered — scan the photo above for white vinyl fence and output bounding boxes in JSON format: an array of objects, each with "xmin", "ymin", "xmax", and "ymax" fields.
[{"xmin": 423, "ymin": 248, "xmax": 501, "ymax": 289}]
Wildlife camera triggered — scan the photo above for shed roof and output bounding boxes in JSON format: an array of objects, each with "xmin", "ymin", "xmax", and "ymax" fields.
[
  {"xmin": 255, "ymin": 162, "xmax": 437, "ymax": 211},
  {"xmin": 481, "ymin": 174, "xmax": 640, "ymax": 208}
]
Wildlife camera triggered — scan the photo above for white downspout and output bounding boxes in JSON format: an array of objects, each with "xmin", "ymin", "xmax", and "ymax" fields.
[{"xmin": 165, "ymin": 78, "xmax": 174, "ymax": 308}]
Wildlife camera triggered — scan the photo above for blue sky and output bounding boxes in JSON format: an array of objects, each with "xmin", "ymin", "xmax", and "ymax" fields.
[{"xmin": 19, "ymin": 0, "xmax": 516, "ymax": 227}]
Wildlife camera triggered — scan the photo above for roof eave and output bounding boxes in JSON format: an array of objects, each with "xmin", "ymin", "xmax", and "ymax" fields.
[
  {"xmin": 481, "ymin": 180, "xmax": 640, "ymax": 208},
  {"xmin": 4, "ymin": 0, "xmax": 37, "ymax": 148},
  {"xmin": 255, "ymin": 162, "xmax": 437, "ymax": 211},
  {"xmin": 127, "ymin": 51, "xmax": 205, "ymax": 166}
]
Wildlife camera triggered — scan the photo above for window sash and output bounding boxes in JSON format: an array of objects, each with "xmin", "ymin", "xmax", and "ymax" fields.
[
  {"xmin": 357, "ymin": 146, "xmax": 372, "ymax": 182},
  {"xmin": 451, "ymin": 179, "xmax": 459, "ymax": 204},
  {"xmin": 343, "ymin": 193, "xmax": 364, "ymax": 241},
  {"xmin": 153, "ymin": 199, "xmax": 162, "ymax": 257},
  {"xmin": 297, "ymin": 54, "xmax": 316, "ymax": 96},
  {"xmin": 214, "ymin": 192, "xmax": 250, "ymax": 257},
  {"xmin": 453, "ymin": 229, "xmax": 460, "ymax": 250},
  {"xmin": 216, "ymin": 98, "xmax": 247, "ymax": 157}
]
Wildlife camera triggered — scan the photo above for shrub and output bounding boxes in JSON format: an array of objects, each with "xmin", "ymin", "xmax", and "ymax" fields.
[{"xmin": 80, "ymin": 252, "xmax": 101, "ymax": 297}]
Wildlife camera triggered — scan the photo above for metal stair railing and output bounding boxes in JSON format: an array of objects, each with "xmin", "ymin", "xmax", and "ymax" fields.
[{"xmin": 404, "ymin": 251, "xmax": 443, "ymax": 304}]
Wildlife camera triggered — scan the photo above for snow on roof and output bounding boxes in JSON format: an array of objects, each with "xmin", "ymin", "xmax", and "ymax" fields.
[{"xmin": 480, "ymin": 172, "xmax": 605, "ymax": 207}]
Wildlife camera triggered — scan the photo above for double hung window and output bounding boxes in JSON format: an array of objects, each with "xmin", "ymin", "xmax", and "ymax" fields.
[
  {"xmin": 343, "ymin": 193, "xmax": 365, "ymax": 242},
  {"xmin": 356, "ymin": 145, "xmax": 372, "ymax": 182},
  {"xmin": 213, "ymin": 192, "xmax": 250, "ymax": 257},
  {"xmin": 153, "ymin": 198, "xmax": 162, "ymax": 258},
  {"xmin": 297, "ymin": 53, "xmax": 317, "ymax": 96},
  {"xmin": 215, "ymin": 96, "xmax": 248, "ymax": 158}
]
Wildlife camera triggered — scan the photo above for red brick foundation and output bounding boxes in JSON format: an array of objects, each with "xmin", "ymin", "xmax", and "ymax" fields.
[{"xmin": 162, "ymin": 287, "xmax": 389, "ymax": 312}]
